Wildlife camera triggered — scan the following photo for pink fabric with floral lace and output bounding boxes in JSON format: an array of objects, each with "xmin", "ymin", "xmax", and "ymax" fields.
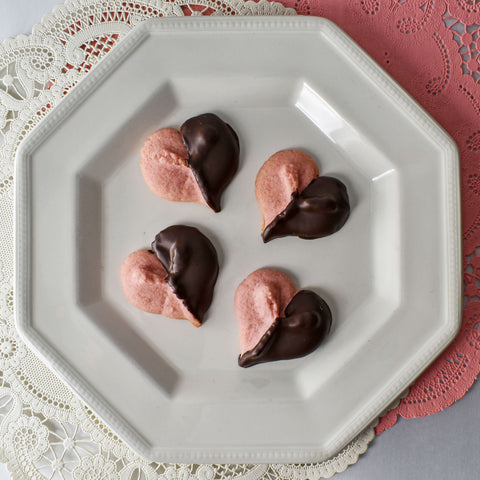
[{"xmin": 274, "ymin": 0, "xmax": 480, "ymax": 433}]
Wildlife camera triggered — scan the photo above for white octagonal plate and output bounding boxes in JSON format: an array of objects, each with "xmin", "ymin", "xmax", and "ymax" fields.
[{"xmin": 15, "ymin": 17, "xmax": 461, "ymax": 463}]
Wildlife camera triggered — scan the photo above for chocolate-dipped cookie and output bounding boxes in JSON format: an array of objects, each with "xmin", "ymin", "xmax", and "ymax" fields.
[
  {"xmin": 120, "ymin": 225, "xmax": 219, "ymax": 326},
  {"xmin": 235, "ymin": 268, "xmax": 332, "ymax": 368},
  {"xmin": 255, "ymin": 150, "xmax": 350, "ymax": 242},
  {"xmin": 140, "ymin": 113, "xmax": 239, "ymax": 212}
]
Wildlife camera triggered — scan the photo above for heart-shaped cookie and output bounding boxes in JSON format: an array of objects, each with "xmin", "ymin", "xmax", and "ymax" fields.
[
  {"xmin": 140, "ymin": 113, "xmax": 239, "ymax": 212},
  {"xmin": 235, "ymin": 268, "xmax": 332, "ymax": 367},
  {"xmin": 255, "ymin": 150, "xmax": 350, "ymax": 242},
  {"xmin": 120, "ymin": 225, "xmax": 219, "ymax": 326}
]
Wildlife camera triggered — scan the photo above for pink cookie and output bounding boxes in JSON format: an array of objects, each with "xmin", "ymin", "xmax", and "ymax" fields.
[
  {"xmin": 255, "ymin": 149, "xmax": 350, "ymax": 242},
  {"xmin": 235, "ymin": 268, "xmax": 332, "ymax": 368},
  {"xmin": 120, "ymin": 249, "xmax": 200, "ymax": 327},
  {"xmin": 235, "ymin": 268, "xmax": 296, "ymax": 354},
  {"xmin": 255, "ymin": 150, "xmax": 319, "ymax": 230},
  {"xmin": 140, "ymin": 114, "xmax": 240, "ymax": 212},
  {"xmin": 140, "ymin": 128, "xmax": 206, "ymax": 206}
]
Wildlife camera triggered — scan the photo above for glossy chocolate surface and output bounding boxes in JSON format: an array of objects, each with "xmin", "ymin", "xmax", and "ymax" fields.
[
  {"xmin": 238, "ymin": 290, "xmax": 332, "ymax": 368},
  {"xmin": 151, "ymin": 225, "xmax": 219, "ymax": 324},
  {"xmin": 262, "ymin": 176, "xmax": 350, "ymax": 242},
  {"xmin": 181, "ymin": 113, "xmax": 239, "ymax": 212}
]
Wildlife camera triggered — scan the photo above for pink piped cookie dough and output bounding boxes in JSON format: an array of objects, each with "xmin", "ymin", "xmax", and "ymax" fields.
[
  {"xmin": 140, "ymin": 128, "xmax": 206, "ymax": 206},
  {"xmin": 255, "ymin": 150, "xmax": 319, "ymax": 230},
  {"xmin": 234, "ymin": 268, "xmax": 296, "ymax": 355},
  {"xmin": 120, "ymin": 249, "xmax": 200, "ymax": 327}
]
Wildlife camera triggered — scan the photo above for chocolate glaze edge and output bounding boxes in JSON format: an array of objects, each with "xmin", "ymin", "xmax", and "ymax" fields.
[
  {"xmin": 181, "ymin": 113, "xmax": 240, "ymax": 212},
  {"xmin": 238, "ymin": 319, "xmax": 280, "ymax": 368},
  {"xmin": 262, "ymin": 176, "xmax": 350, "ymax": 242},
  {"xmin": 151, "ymin": 225, "xmax": 219, "ymax": 324}
]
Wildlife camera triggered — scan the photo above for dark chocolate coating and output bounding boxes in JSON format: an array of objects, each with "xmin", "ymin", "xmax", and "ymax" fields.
[
  {"xmin": 262, "ymin": 176, "xmax": 350, "ymax": 242},
  {"xmin": 238, "ymin": 290, "xmax": 332, "ymax": 368},
  {"xmin": 151, "ymin": 225, "xmax": 219, "ymax": 324},
  {"xmin": 180, "ymin": 113, "xmax": 239, "ymax": 212}
]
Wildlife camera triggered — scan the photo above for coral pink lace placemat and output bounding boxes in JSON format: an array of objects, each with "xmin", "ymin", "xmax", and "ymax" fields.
[
  {"xmin": 276, "ymin": 0, "xmax": 479, "ymax": 434},
  {"xmin": 0, "ymin": 0, "xmax": 477, "ymax": 479}
]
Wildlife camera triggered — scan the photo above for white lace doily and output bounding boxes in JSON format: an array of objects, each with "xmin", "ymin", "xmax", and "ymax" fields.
[{"xmin": 0, "ymin": 1, "xmax": 377, "ymax": 478}]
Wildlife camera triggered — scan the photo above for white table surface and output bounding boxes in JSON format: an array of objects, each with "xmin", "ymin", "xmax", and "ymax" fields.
[{"xmin": 1, "ymin": 2, "xmax": 479, "ymax": 479}]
